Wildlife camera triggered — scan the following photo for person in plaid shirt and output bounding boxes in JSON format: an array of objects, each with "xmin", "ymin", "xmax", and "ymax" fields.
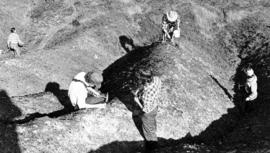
[{"xmin": 132, "ymin": 69, "xmax": 162, "ymax": 152}]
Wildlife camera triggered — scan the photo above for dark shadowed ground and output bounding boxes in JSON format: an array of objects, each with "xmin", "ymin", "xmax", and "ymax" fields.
[{"xmin": 0, "ymin": 90, "xmax": 21, "ymax": 153}]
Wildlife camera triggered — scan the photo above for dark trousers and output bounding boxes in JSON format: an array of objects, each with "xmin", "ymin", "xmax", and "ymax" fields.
[
  {"xmin": 236, "ymin": 97, "xmax": 255, "ymax": 114},
  {"xmin": 243, "ymin": 99, "xmax": 256, "ymax": 113},
  {"xmin": 133, "ymin": 107, "xmax": 158, "ymax": 151}
]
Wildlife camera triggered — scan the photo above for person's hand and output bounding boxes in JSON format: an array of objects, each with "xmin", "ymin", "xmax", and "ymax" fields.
[
  {"xmin": 245, "ymin": 97, "xmax": 251, "ymax": 101},
  {"xmin": 104, "ymin": 93, "xmax": 109, "ymax": 102},
  {"xmin": 134, "ymin": 96, "xmax": 143, "ymax": 109},
  {"xmin": 99, "ymin": 93, "xmax": 109, "ymax": 102}
]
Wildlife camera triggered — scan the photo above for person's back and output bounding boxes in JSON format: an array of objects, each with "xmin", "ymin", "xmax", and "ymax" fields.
[
  {"xmin": 68, "ymin": 72, "xmax": 89, "ymax": 108},
  {"xmin": 140, "ymin": 76, "xmax": 162, "ymax": 113},
  {"xmin": 68, "ymin": 71, "xmax": 107, "ymax": 109},
  {"xmin": 8, "ymin": 33, "xmax": 21, "ymax": 45}
]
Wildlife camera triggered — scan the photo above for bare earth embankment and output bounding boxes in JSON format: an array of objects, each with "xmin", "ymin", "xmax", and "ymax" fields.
[{"xmin": 0, "ymin": 0, "xmax": 269, "ymax": 153}]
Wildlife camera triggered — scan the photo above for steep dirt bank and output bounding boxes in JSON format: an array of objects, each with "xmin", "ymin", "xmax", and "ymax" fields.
[
  {"xmin": 210, "ymin": 14, "xmax": 270, "ymax": 152},
  {"xmin": 0, "ymin": 0, "xmax": 269, "ymax": 153}
]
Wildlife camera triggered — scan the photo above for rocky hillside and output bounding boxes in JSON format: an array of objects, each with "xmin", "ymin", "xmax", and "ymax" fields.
[{"xmin": 0, "ymin": 0, "xmax": 269, "ymax": 153}]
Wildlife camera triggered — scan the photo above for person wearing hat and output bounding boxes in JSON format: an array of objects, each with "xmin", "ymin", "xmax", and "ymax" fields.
[
  {"xmin": 68, "ymin": 71, "xmax": 108, "ymax": 110},
  {"xmin": 162, "ymin": 10, "xmax": 181, "ymax": 44},
  {"xmin": 132, "ymin": 69, "xmax": 162, "ymax": 152},
  {"xmin": 7, "ymin": 27, "xmax": 24, "ymax": 57}
]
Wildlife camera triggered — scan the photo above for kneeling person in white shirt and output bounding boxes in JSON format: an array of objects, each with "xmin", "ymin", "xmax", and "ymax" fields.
[{"xmin": 68, "ymin": 71, "xmax": 108, "ymax": 109}]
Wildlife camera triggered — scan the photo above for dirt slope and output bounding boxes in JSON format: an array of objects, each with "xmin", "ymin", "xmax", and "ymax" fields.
[
  {"xmin": 0, "ymin": 0, "xmax": 269, "ymax": 153},
  {"xmin": 0, "ymin": 0, "xmax": 234, "ymax": 96},
  {"xmin": 0, "ymin": 40, "xmax": 234, "ymax": 152}
]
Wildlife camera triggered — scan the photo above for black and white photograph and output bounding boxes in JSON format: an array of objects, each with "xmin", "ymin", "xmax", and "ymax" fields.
[{"xmin": 0, "ymin": 0, "xmax": 269, "ymax": 152}]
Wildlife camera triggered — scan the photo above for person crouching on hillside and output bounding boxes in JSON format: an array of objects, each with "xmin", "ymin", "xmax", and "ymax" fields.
[
  {"xmin": 68, "ymin": 71, "xmax": 108, "ymax": 110},
  {"xmin": 243, "ymin": 67, "xmax": 258, "ymax": 112},
  {"xmin": 132, "ymin": 69, "xmax": 162, "ymax": 152},
  {"xmin": 7, "ymin": 27, "xmax": 24, "ymax": 57},
  {"xmin": 162, "ymin": 10, "xmax": 181, "ymax": 45}
]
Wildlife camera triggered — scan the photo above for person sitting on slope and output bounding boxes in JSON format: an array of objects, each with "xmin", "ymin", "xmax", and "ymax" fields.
[{"xmin": 68, "ymin": 71, "xmax": 108, "ymax": 110}]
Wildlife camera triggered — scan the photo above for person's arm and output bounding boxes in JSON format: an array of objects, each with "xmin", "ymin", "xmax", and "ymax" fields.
[
  {"xmin": 246, "ymin": 78, "xmax": 258, "ymax": 101},
  {"xmin": 162, "ymin": 15, "xmax": 171, "ymax": 39},
  {"xmin": 86, "ymin": 86, "xmax": 108, "ymax": 103},
  {"xmin": 77, "ymin": 91, "xmax": 106, "ymax": 109},
  {"xmin": 17, "ymin": 35, "xmax": 24, "ymax": 46},
  {"xmin": 176, "ymin": 18, "xmax": 180, "ymax": 30},
  {"xmin": 163, "ymin": 27, "xmax": 171, "ymax": 39},
  {"xmin": 133, "ymin": 88, "xmax": 144, "ymax": 109},
  {"xmin": 161, "ymin": 14, "xmax": 167, "ymax": 28},
  {"xmin": 134, "ymin": 95, "xmax": 143, "ymax": 109},
  {"xmin": 87, "ymin": 86, "xmax": 101, "ymax": 97},
  {"xmin": 7, "ymin": 36, "xmax": 11, "ymax": 49}
]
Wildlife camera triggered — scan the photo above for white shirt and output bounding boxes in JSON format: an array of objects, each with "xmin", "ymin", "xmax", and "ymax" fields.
[
  {"xmin": 68, "ymin": 72, "xmax": 91, "ymax": 109},
  {"xmin": 245, "ymin": 75, "xmax": 258, "ymax": 101},
  {"xmin": 7, "ymin": 33, "xmax": 23, "ymax": 46}
]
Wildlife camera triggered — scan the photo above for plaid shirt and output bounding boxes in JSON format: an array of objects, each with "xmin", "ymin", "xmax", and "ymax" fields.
[{"xmin": 138, "ymin": 76, "xmax": 162, "ymax": 113}]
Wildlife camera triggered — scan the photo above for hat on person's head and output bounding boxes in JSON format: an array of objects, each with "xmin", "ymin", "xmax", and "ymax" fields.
[
  {"xmin": 246, "ymin": 68, "xmax": 254, "ymax": 77},
  {"xmin": 10, "ymin": 27, "xmax": 16, "ymax": 33},
  {"xmin": 166, "ymin": 10, "xmax": 178, "ymax": 22},
  {"xmin": 85, "ymin": 71, "xmax": 103, "ymax": 83}
]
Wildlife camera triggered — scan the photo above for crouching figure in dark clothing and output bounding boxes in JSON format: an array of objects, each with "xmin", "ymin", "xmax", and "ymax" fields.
[{"xmin": 132, "ymin": 69, "xmax": 162, "ymax": 152}]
